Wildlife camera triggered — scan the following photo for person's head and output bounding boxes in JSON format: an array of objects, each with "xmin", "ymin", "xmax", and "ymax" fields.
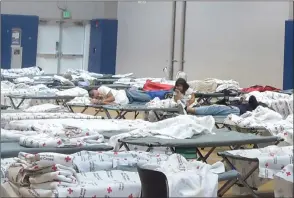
[
  {"xmin": 248, "ymin": 95, "xmax": 259, "ymax": 110},
  {"xmin": 63, "ymin": 73, "xmax": 73, "ymax": 81},
  {"xmin": 175, "ymin": 78, "xmax": 189, "ymax": 94},
  {"xmin": 89, "ymin": 89, "xmax": 103, "ymax": 99}
]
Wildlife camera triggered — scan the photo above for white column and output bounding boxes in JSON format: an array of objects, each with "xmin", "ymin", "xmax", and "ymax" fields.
[{"xmin": 289, "ymin": 1, "xmax": 293, "ymax": 20}]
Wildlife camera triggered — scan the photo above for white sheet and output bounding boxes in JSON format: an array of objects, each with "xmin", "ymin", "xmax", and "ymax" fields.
[
  {"xmin": 274, "ymin": 164, "xmax": 293, "ymax": 198},
  {"xmin": 141, "ymin": 154, "xmax": 224, "ymax": 197},
  {"xmin": 224, "ymin": 106, "xmax": 293, "ymax": 145},
  {"xmin": 23, "ymin": 103, "xmax": 69, "ymax": 113},
  {"xmin": 109, "ymin": 115, "xmax": 215, "ymax": 151},
  {"xmin": 3, "ymin": 151, "xmax": 224, "ymax": 198}
]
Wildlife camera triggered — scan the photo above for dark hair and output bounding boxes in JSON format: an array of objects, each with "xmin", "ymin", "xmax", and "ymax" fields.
[
  {"xmin": 89, "ymin": 89, "xmax": 96, "ymax": 98},
  {"xmin": 248, "ymin": 95, "xmax": 259, "ymax": 110},
  {"xmin": 175, "ymin": 78, "xmax": 189, "ymax": 93}
]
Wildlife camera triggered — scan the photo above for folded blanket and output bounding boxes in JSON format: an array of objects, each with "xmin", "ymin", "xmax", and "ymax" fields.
[
  {"xmin": 6, "ymin": 152, "xmax": 77, "ymax": 189},
  {"xmin": 274, "ymin": 164, "xmax": 293, "ymax": 198}
]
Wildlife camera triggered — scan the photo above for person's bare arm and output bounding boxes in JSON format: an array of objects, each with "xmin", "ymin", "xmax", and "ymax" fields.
[
  {"xmin": 102, "ymin": 92, "xmax": 115, "ymax": 103},
  {"xmin": 187, "ymin": 93, "xmax": 195, "ymax": 107}
]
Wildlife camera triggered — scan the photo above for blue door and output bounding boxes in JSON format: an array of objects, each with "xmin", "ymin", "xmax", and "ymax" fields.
[
  {"xmin": 1, "ymin": 14, "xmax": 39, "ymax": 69},
  {"xmin": 283, "ymin": 20, "xmax": 293, "ymax": 90}
]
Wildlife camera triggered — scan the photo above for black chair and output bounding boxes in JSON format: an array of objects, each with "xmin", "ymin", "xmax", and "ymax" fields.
[{"xmin": 137, "ymin": 166, "xmax": 169, "ymax": 198}]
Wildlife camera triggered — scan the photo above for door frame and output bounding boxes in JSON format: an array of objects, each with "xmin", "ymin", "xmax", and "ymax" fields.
[{"xmin": 37, "ymin": 18, "xmax": 90, "ymax": 74}]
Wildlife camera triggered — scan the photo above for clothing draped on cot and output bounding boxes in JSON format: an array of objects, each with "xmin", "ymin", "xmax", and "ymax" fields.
[
  {"xmin": 109, "ymin": 115, "xmax": 215, "ymax": 151},
  {"xmin": 143, "ymin": 80, "xmax": 174, "ymax": 91},
  {"xmin": 244, "ymin": 91, "xmax": 293, "ymax": 118},
  {"xmin": 241, "ymin": 85, "xmax": 280, "ymax": 93},
  {"xmin": 224, "ymin": 106, "xmax": 293, "ymax": 145},
  {"xmin": 2, "ymin": 151, "xmax": 225, "ymax": 197},
  {"xmin": 274, "ymin": 164, "xmax": 293, "ymax": 198},
  {"xmin": 225, "ymin": 146, "xmax": 293, "ymax": 195},
  {"xmin": 188, "ymin": 78, "xmax": 240, "ymax": 93},
  {"xmin": 140, "ymin": 154, "xmax": 225, "ymax": 197}
]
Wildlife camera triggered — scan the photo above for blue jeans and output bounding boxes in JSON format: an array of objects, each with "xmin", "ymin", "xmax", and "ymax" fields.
[
  {"xmin": 125, "ymin": 89, "xmax": 152, "ymax": 103},
  {"xmin": 194, "ymin": 105, "xmax": 240, "ymax": 116}
]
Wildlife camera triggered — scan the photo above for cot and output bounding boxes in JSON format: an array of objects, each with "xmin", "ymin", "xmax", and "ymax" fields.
[
  {"xmin": 53, "ymin": 83, "xmax": 130, "ymax": 90},
  {"xmin": 103, "ymin": 130, "xmax": 282, "ymax": 163},
  {"xmin": 0, "ymin": 142, "xmax": 113, "ymax": 158},
  {"xmin": 67, "ymin": 103, "xmax": 104, "ymax": 116},
  {"xmin": 198, "ymin": 115, "xmax": 227, "ymax": 128},
  {"xmin": 194, "ymin": 92, "xmax": 240, "ymax": 105},
  {"xmin": 7, "ymin": 94, "xmax": 76, "ymax": 109},
  {"xmin": 93, "ymin": 78, "xmax": 118, "ymax": 85},
  {"xmin": 217, "ymin": 149, "xmax": 291, "ymax": 197},
  {"xmin": 224, "ymin": 124, "xmax": 268, "ymax": 135},
  {"xmin": 103, "ymin": 104, "xmax": 180, "ymax": 120}
]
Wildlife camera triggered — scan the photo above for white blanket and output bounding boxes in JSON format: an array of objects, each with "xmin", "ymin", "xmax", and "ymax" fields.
[
  {"xmin": 245, "ymin": 91, "xmax": 293, "ymax": 118},
  {"xmin": 224, "ymin": 106, "xmax": 293, "ymax": 145},
  {"xmin": 23, "ymin": 104, "xmax": 69, "ymax": 113},
  {"xmin": 109, "ymin": 115, "xmax": 215, "ymax": 151},
  {"xmin": 141, "ymin": 154, "xmax": 224, "ymax": 197},
  {"xmin": 4, "ymin": 151, "xmax": 224, "ymax": 198},
  {"xmin": 56, "ymin": 87, "xmax": 89, "ymax": 97},
  {"xmin": 274, "ymin": 164, "xmax": 293, "ymax": 198}
]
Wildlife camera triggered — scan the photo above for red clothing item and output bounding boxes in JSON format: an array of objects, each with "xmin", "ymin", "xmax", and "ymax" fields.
[
  {"xmin": 241, "ymin": 85, "xmax": 280, "ymax": 93},
  {"xmin": 143, "ymin": 80, "xmax": 174, "ymax": 91}
]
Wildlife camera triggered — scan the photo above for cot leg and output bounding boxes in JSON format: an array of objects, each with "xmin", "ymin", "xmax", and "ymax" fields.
[
  {"xmin": 115, "ymin": 111, "xmax": 127, "ymax": 119},
  {"xmin": 93, "ymin": 108, "xmax": 103, "ymax": 116},
  {"xmin": 221, "ymin": 156, "xmax": 259, "ymax": 195},
  {"xmin": 14, "ymin": 98, "xmax": 25, "ymax": 109},
  {"xmin": 8, "ymin": 96, "xmax": 17, "ymax": 109},
  {"xmin": 146, "ymin": 147, "xmax": 153, "ymax": 152},
  {"xmin": 121, "ymin": 142, "xmax": 131, "ymax": 151},
  {"xmin": 67, "ymin": 105, "xmax": 74, "ymax": 113},
  {"xmin": 218, "ymin": 177, "xmax": 239, "ymax": 197},
  {"xmin": 104, "ymin": 109, "xmax": 112, "ymax": 119},
  {"xmin": 196, "ymin": 147, "xmax": 216, "ymax": 163},
  {"xmin": 153, "ymin": 111, "xmax": 162, "ymax": 121},
  {"xmin": 80, "ymin": 107, "xmax": 88, "ymax": 114},
  {"xmin": 134, "ymin": 111, "xmax": 140, "ymax": 119}
]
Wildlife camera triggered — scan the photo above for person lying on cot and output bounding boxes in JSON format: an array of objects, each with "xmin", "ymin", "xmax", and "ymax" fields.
[
  {"xmin": 178, "ymin": 95, "xmax": 260, "ymax": 116},
  {"xmin": 89, "ymin": 86, "xmax": 153, "ymax": 105},
  {"xmin": 173, "ymin": 78, "xmax": 195, "ymax": 107}
]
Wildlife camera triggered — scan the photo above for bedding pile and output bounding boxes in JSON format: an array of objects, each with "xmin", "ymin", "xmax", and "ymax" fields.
[
  {"xmin": 109, "ymin": 115, "xmax": 215, "ymax": 151},
  {"xmin": 146, "ymin": 97, "xmax": 178, "ymax": 108},
  {"xmin": 1, "ymin": 151, "xmax": 224, "ymax": 197},
  {"xmin": 67, "ymin": 96, "xmax": 91, "ymax": 105},
  {"xmin": 188, "ymin": 78, "xmax": 240, "ymax": 93},
  {"xmin": 224, "ymin": 106, "xmax": 293, "ymax": 145}
]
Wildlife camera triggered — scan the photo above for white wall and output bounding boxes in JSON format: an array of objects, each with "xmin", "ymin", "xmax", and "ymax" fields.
[
  {"xmin": 116, "ymin": 2, "xmax": 290, "ymax": 88},
  {"xmin": 184, "ymin": 2, "xmax": 289, "ymax": 88},
  {"xmin": 1, "ymin": 1, "xmax": 117, "ymax": 20},
  {"xmin": 116, "ymin": 2, "xmax": 173, "ymax": 78}
]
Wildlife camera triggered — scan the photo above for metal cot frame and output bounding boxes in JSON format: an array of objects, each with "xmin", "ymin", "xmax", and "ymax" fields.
[{"xmin": 7, "ymin": 95, "xmax": 76, "ymax": 109}]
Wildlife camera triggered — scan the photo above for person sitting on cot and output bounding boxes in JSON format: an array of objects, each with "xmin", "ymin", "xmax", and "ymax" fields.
[
  {"xmin": 173, "ymin": 78, "xmax": 195, "ymax": 107},
  {"xmin": 177, "ymin": 94, "xmax": 260, "ymax": 116},
  {"xmin": 89, "ymin": 86, "xmax": 153, "ymax": 105}
]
